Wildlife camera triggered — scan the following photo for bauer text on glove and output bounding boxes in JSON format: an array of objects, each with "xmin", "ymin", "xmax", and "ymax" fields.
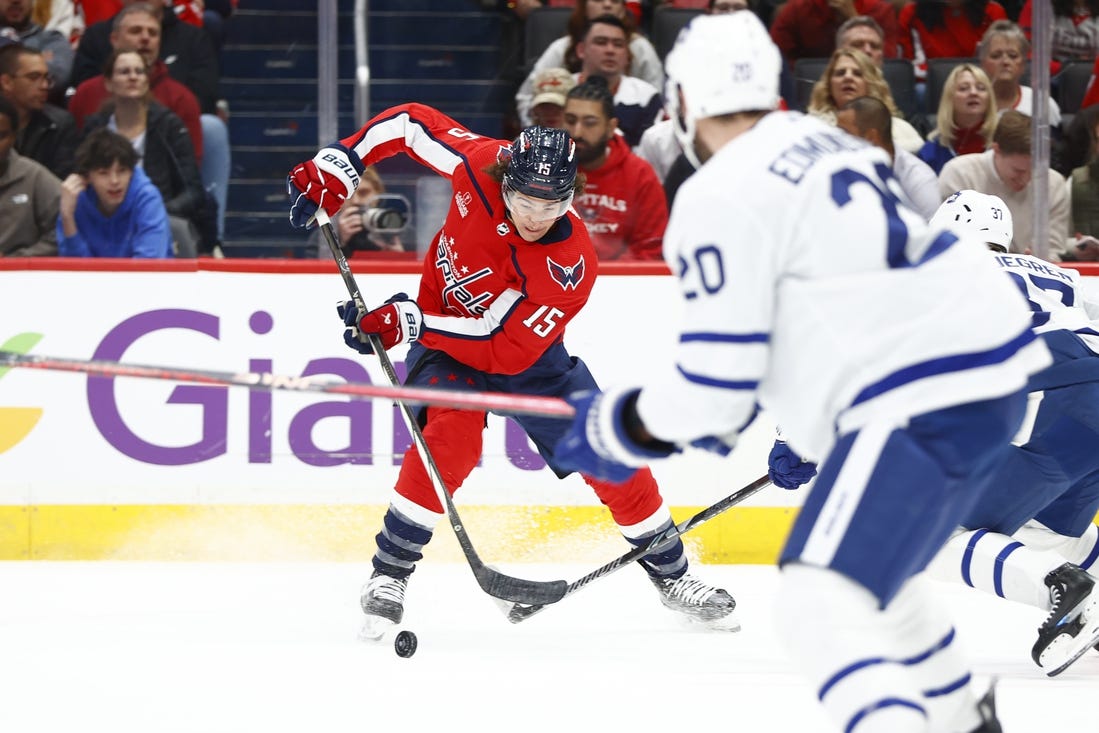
[
  {"xmin": 287, "ymin": 142, "xmax": 364, "ymax": 229},
  {"xmin": 337, "ymin": 294, "xmax": 422, "ymax": 355}
]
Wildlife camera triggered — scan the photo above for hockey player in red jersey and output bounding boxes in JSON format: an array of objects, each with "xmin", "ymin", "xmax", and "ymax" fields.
[{"xmin": 287, "ymin": 104, "xmax": 737, "ymax": 638}]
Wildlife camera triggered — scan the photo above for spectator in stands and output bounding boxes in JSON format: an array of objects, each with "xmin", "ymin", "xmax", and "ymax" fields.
[
  {"xmin": 0, "ymin": 93, "xmax": 58, "ymax": 256},
  {"xmin": 836, "ymin": 16, "xmax": 885, "ymax": 68},
  {"xmin": 68, "ymin": 4, "xmax": 201, "ymax": 158},
  {"xmin": 769, "ymin": 0, "xmax": 901, "ymax": 67},
  {"xmin": 570, "ymin": 14, "xmax": 662, "ymax": 148},
  {"xmin": 1067, "ymin": 111, "xmax": 1099, "ymax": 260},
  {"xmin": 515, "ymin": 0, "xmax": 662, "ymax": 127},
  {"xmin": 898, "ymin": 0, "xmax": 1007, "ymax": 81},
  {"xmin": 939, "ymin": 110, "xmax": 1071, "ymax": 261},
  {"xmin": 312, "ymin": 166, "xmax": 408, "ymax": 259},
  {"xmin": 528, "ymin": 66, "xmax": 575, "ymax": 129},
  {"xmin": 1018, "ymin": 0, "xmax": 1099, "ymax": 70},
  {"xmin": 808, "ymin": 48, "xmax": 925, "ymax": 153},
  {"xmin": 1059, "ymin": 103, "xmax": 1099, "ymax": 176},
  {"xmin": 918, "ymin": 63, "xmax": 997, "ymax": 174},
  {"xmin": 563, "ymin": 74, "xmax": 666, "ymax": 260},
  {"xmin": 71, "ymin": 0, "xmax": 218, "ymax": 114},
  {"xmin": 68, "ymin": 2, "xmax": 228, "ymax": 246},
  {"xmin": 837, "ymin": 95, "xmax": 940, "ymax": 219},
  {"xmin": 0, "ymin": 0, "xmax": 73, "ymax": 93},
  {"xmin": 979, "ymin": 20, "xmax": 1063, "ymax": 127},
  {"xmin": 57, "ymin": 127, "xmax": 172, "ymax": 257},
  {"xmin": 82, "ymin": 47, "xmax": 204, "ymax": 256},
  {"xmin": 0, "ymin": 44, "xmax": 76, "ymax": 177}
]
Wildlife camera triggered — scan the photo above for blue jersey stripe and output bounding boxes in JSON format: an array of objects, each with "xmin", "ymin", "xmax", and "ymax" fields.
[
  {"xmin": 680, "ymin": 332, "xmax": 770, "ymax": 344},
  {"xmin": 851, "ymin": 329, "xmax": 1037, "ymax": 408},
  {"xmin": 676, "ymin": 364, "xmax": 758, "ymax": 390}
]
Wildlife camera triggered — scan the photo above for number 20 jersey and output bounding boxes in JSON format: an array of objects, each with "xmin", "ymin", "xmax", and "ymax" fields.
[{"xmin": 637, "ymin": 111, "xmax": 1051, "ymax": 461}]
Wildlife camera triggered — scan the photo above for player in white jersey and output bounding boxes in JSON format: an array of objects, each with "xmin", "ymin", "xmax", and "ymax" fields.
[
  {"xmin": 552, "ymin": 13, "xmax": 1050, "ymax": 733},
  {"xmin": 921, "ymin": 191, "xmax": 1099, "ymax": 676}
]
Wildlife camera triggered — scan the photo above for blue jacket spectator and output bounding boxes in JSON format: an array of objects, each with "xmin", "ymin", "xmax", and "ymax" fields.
[{"xmin": 57, "ymin": 127, "xmax": 171, "ymax": 258}]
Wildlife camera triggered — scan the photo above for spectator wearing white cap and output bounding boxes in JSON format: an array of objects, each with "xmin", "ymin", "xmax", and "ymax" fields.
[{"xmin": 529, "ymin": 67, "xmax": 575, "ymax": 130}]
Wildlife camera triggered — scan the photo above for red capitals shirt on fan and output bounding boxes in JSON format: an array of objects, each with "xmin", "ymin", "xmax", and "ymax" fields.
[
  {"xmin": 340, "ymin": 103, "xmax": 596, "ymax": 376},
  {"xmin": 574, "ymin": 133, "xmax": 667, "ymax": 261}
]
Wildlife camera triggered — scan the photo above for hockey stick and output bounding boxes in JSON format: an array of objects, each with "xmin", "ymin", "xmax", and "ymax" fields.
[
  {"xmin": 0, "ymin": 351, "xmax": 573, "ymax": 419},
  {"xmin": 506, "ymin": 473, "xmax": 772, "ymax": 623},
  {"xmin": 315, "ymin": 209, "xmax": 568, "ymax": 605}
]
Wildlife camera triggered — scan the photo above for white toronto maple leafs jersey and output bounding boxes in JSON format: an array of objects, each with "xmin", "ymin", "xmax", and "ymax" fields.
[
  {"xmin": 636, "ymin": 112, "xmax": 1051, "ymax": 461},
  {"xmin": 993, "ymin": 252, "xmax": 1099, "ymax": 355}
]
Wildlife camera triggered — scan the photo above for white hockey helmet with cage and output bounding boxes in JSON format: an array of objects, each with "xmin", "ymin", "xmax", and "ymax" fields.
[
  {"xmin": 930, "ymin": 189, "xmax": 1014, "ymax": 253},
  {"xmin": 663, "ymin": 12, "xmax": 781, "ymax": 167}
]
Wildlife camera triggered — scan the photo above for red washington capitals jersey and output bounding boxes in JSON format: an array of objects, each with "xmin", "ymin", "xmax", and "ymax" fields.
[{"xmin": 340, "ymin": 104, "xmax": 597, "ymax": 376}]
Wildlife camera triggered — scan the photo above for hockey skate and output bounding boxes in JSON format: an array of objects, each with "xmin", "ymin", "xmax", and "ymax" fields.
[
  {"xmin": 1031, "ymin": 563, "xmax": 1099, "ymax": 676},
  {"xmin": 650, "ymin": 572, "xmax": 740, "ymax": 631},
  {"xmin": 968, "ymin": 681, "xmax": 1002, "ymax": 733},
  {"xmin": 358, "ymin": 570, "xmax": 408, "ymax": 641}
]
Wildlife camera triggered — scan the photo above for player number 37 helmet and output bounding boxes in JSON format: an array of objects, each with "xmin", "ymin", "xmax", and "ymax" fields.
[
  {"xmin": 501, "ymin": 126, "xmax": 578, "ymax": 222},
  {"xmin": 929, "ymin": 189, "xmax": 1014, "ymax": 253},
  {"xmin": 663, "ymin": 12, "xmax": 781, "ymax": 168}
]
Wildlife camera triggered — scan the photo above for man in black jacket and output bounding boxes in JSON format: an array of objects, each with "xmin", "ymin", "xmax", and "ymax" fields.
[
  {"xmin": 69, "ymin": 1, "xmax": 219, "ymax": 114},
  {"xmin": 0, "ymin": 44, "xmax": 76, "ymax": 179}
]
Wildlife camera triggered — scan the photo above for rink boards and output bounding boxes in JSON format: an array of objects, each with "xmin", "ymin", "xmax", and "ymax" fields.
[{"xmin": 0, "ymin": 259, "xmax": 1095, "ymax": 562}]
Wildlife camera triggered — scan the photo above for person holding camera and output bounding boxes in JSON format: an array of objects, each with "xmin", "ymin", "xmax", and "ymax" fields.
[{"xmin": 312, "ymin": 165, "xmax": 407, "ymax": 258}]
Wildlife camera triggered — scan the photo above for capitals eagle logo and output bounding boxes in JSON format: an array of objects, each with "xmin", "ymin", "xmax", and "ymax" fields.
[{"xmin": 547, "ymin": 255, "xmax": 585, "ymax": 291}]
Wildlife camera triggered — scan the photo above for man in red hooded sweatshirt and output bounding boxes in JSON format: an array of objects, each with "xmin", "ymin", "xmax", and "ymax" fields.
[{"xmin": 563, "ymin": 74, "xmax": 667, "ymax": 261}]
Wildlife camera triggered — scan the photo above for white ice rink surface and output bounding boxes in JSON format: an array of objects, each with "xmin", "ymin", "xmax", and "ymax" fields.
[{"xmin": 1, "ymin": 561, "xmax": 1096, "ymax": 733}]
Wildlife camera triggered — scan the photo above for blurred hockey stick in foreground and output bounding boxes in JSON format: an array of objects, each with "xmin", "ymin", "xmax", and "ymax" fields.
[
  {"xmin": 505, "ymin": 473, "xmax": 772, "ymax": 623},
  {"xmin": 315, "ymin": 209, "xmax": 569, "ymax": 606},
  {"xmin": 0, "ymin": 350, "xmax": 573, "ymax": 418}
]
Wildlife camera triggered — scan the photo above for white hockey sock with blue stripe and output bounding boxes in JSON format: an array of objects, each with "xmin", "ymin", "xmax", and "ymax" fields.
[{"xmin": 928, "ymin": 528, "xmax": 1064, "ymax": 610}]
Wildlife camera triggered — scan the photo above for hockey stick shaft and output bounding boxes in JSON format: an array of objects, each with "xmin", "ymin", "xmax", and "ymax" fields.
[
  {"xmin": 507, "ymin": 473, "xmax": 772, "ymax": 623},
  {"xmin": 316, "ymin": 210, "xmax": 567, "ymax": 605},
  {"xmin": 0, "ymin": 351, "xmax": 574, "ymax": 418}
]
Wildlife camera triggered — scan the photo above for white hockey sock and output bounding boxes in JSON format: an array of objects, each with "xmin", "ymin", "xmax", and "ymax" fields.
[
  {"xmin": 1012, "ymin": 521, "xmax": 1099, "ymax": 571},
  {"xmin": 618, "ymin": 504, "xmax": 687, "ymax": 576},
  {"xmin": 927, "ymin": 528, "xmax": 1065, "ymax": 610},
  {"xmin": 885, "ymin": 576, "xmax": 982, "ymax": 733},
  {"xmin": 776, "ymin": 565, "xmax": 935, "ymax": 733}
]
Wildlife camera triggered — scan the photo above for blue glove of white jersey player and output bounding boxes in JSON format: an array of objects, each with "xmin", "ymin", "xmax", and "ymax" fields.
[
  {"xmin": 767, "ymin": 439, "xmax": 817, "ymax": 490},
  {"xmin": 337, "ymin": 293, "xmax": 422, "ymax": 355},
  {"xmin": 554, "ymin": 387, "xmax": 679, "ymax": 483}
]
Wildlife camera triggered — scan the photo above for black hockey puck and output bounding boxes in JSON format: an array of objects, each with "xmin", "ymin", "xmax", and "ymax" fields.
[{"xmin": 394, "ymin": 630, "xmax": 418, "ymax": 658}]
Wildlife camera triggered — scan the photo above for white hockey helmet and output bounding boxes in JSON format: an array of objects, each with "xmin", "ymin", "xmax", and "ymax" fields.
[
  {"xmin": 663, "ymin": 12, "xmax": 781, "ymax": 167},
  {"xmin": 930, "ymin": 189, "xmax": 1014, "ymax": 253}
]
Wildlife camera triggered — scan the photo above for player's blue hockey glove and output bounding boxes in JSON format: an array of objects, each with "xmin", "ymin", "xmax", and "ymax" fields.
[
  {"xmin": 767, "ymin": 439, "xmax": 817, "ymax": 490},
  {"xmin": 337, "ymin": 293, "xmax": 422, "ymax": 355},
  {"xmin": 554, "ymin": 387, "xmax": 680, "ymax": 483},
  {"xmin": 287, "ymin": 142, "xmax": 364, "ymax": 229}
]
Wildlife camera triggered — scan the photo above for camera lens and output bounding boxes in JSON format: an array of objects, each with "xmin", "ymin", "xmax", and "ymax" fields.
[{"xmin": 363, "ymin": 207, "xmax": 405, "ymax": 230}]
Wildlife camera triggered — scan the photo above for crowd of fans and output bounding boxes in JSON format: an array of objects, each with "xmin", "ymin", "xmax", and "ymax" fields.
[
  {"xmin": 3, "ymin": 0, "xmax": 1099, "ymax": 262},
  {"xmin": 0, "ymin": 0, "xmax": 229, "ymax": 259},
  {"xmin": 500, "ymin": 0, "xmax": 1099, "ymax": 264}
]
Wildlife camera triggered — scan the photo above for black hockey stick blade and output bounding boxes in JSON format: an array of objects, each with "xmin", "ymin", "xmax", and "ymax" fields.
[
  {"xmin": 474, "ymin": 564, "xmax": 568, "ymax": 605},
  {"xmin": 506, "ymin": 473, "xmax": 772, "ymax": 623}
]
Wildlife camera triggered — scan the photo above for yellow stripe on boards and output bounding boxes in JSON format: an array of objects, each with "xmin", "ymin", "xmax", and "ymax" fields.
[{"xmin": 0, "ymin": 505, "xmax": 803, "ymax": 564}]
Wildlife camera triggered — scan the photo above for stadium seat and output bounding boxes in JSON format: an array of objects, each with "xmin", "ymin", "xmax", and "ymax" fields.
[
  {"xmin": 651, "ymin": 7, "xmax": 703, "ymax": 62},
  {"xmin": 524, "ymin": 7, "xmax": 572, "ymax": 68},
  {"xmin": 1057, "ymin": 60, "xmax": 1095, "ymax": 115}
]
